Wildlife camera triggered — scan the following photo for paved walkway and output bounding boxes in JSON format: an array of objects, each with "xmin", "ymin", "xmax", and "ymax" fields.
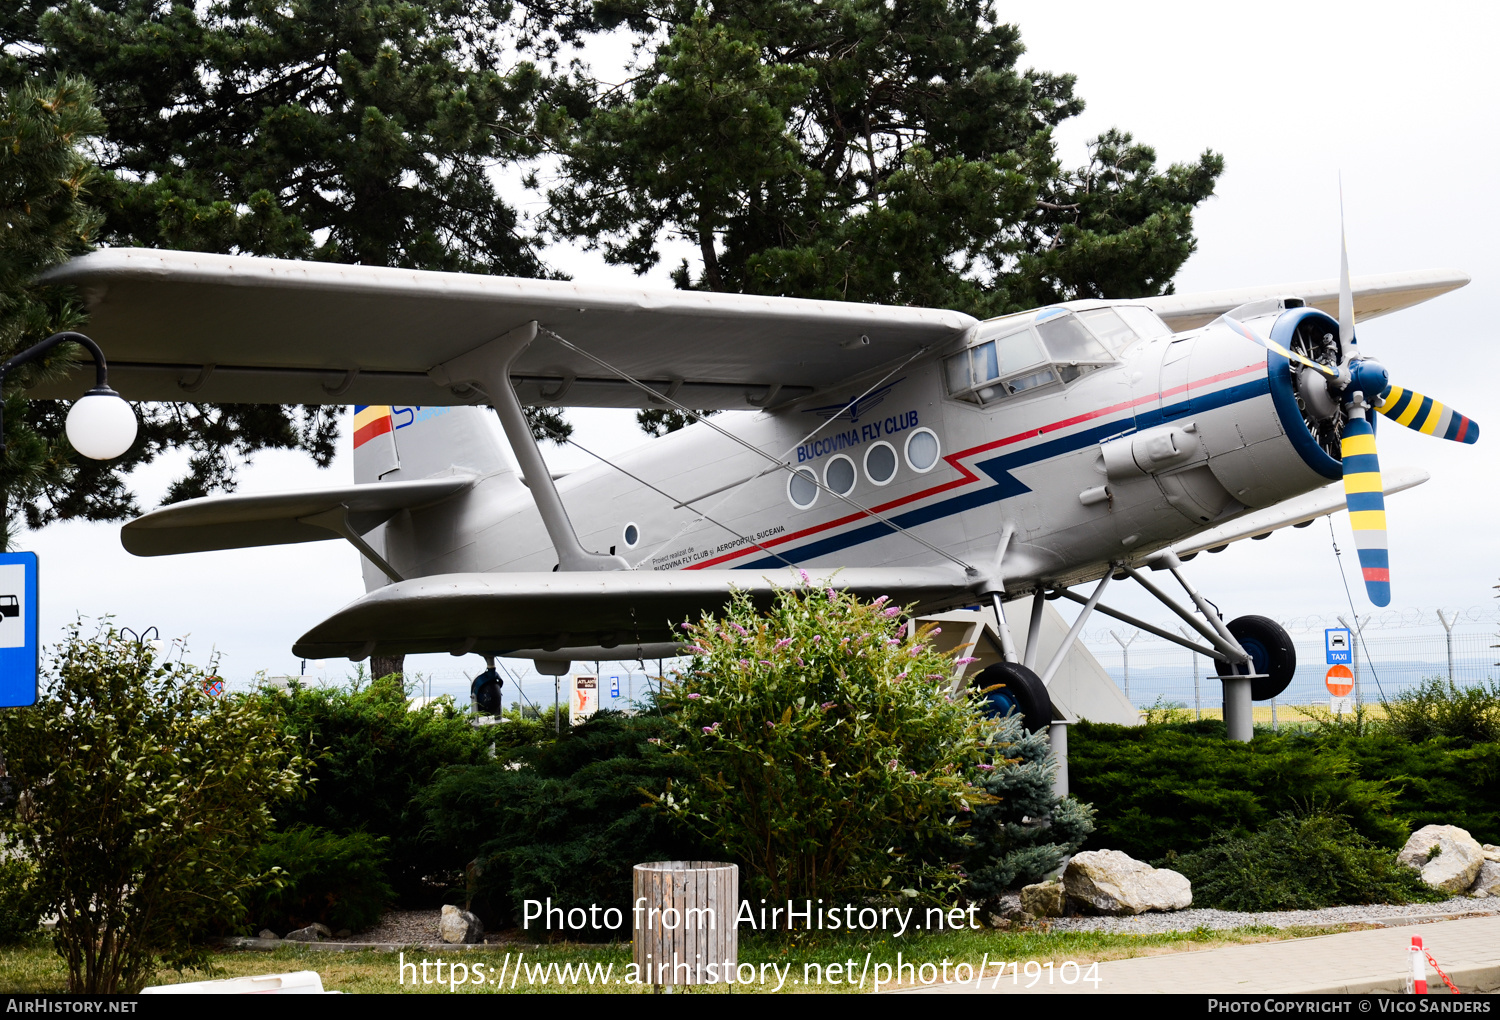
[{"xmin": 904, "ymin": 914, "xmax": 1500, "ymax": 994}]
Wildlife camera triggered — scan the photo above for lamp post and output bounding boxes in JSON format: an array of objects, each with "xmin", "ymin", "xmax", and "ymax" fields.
[{"xmin": 0, "ymin": 331, "xmax": 137, "ymax": 461}]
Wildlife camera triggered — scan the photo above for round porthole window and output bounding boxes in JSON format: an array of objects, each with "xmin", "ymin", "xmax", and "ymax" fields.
[
  {"xmin": 825, "ymin": 455, "xmax": 857, "ymax": 497},
  {"xmin": 905, "ymin": 428, "xmax": 941, "ymax": 473},
  {"xmin": 864, "ymin": 441, "xmax": 898, "ymax": 485},
  {"xmin": 788, "ymin": 467, "xmax": 818, "ymax": 508},
  {"xmin": 622, "ymin": 522, "xmax": 640, "ymax": 548}
]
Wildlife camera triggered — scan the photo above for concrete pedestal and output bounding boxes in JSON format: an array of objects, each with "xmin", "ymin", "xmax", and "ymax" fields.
[
  {"xmin": 1048, "ymin": 721, "xmax": 1070, "ymax": 797},
  {"xmin": 1223, "ymin": 675, "xmax": 1253, "ymax": 742}
]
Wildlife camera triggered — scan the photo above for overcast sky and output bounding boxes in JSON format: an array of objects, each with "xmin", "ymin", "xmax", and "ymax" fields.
[{"xmin": 19, "ymin": 1, "xmax": 1500, "ymax": 684}]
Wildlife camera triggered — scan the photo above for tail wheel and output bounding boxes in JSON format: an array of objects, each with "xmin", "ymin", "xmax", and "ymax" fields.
[
  {"xmin": 971, "ymin": 662, "xmax": 1052, "ymax": 733},
  {"xmin": 1213, "ymin": 615, "xmax": 1296, "ymax": 701},
  {"xmin": 471, "ymin": 667, "xmax": 503, "ymax": 715}
]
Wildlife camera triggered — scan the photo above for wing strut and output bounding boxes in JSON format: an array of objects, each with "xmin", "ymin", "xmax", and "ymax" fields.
[
  {"xmin": 298, "ymin": 504, "xmax": 405, "ymax": 583},
  {"xmin": 430, "ymin": 322, "xmax": 627, "ymax": 572}
]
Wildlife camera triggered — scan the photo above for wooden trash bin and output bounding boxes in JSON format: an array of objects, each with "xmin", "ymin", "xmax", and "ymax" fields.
[{"xmin": 632, "ymin": 861, "xmax": 738, "ymax": 987}]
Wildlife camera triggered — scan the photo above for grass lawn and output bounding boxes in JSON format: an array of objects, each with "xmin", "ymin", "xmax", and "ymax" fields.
[{"xmin": 0, "ymin": 924, "xmax": 1353, "ymax": 993}]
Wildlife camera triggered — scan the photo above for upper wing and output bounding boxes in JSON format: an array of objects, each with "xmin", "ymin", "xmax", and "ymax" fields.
[
  {"xmin": 290, "ymin": 564, "xmax": 969, "ymax": 659},
  {"xmin": 1143, "ymin": 269, "xmax": 1470, "ymax": 333},
  {"xmin": 36, "ymin": 248, "xmax": 975, "ymax": 410},
  {"xmin": 1170, "ymin": 465, "xmax": 1428, "ymax": 558}
]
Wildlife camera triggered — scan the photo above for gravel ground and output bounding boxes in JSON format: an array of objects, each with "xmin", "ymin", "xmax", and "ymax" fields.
[
  {"xmin": 352, "ymin": 909, "xmax": 445, "ymax": 945},
  {"xmin": 1029, "ymin": 896, "xmax": 1500, "ymax": 934}
]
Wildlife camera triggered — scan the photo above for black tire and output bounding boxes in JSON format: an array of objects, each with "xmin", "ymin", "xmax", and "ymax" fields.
[
  {"xmin": 471, "ymin": 668, "xmax": 503, "ymax": 715},
  {"xmin": 1213, "ymin": 615, "xmax": 1295, "ymax": 701},
  {"xmin": 971, "ymin": 662, "xmax": 1052, "ymax": 732}
]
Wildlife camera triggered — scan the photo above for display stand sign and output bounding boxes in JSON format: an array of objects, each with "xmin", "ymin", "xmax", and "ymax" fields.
[
  {"xmin": 1326, "ymin": 664, "xmax": 1354, "ymax": 714},
  {"xmin": 1325, "ymin": 627, "xmax": 1352, "ymax": 665},
  {"xmin": 571, "ymin": 675, "xmax": 598, "ymax": 725},
  {"xmin": 609, "ymin": 674, "xmax": 621, "ymax": 700},
  {"xmin": 0, "ymin": 552, "xmax": 39, "ymax": 708}
]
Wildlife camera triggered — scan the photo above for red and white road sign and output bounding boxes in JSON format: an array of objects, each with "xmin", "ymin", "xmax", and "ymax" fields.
[{"xmin": 1325, "ymin": 664, "xmax": 1354, "ymax": 698}]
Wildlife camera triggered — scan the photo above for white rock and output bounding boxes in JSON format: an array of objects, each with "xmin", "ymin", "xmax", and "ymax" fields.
[
  {"xmin": 284, "ymin": 922, "xmax": 331, "ymax": 942},
  {"xmin": 439, "ymin": 903, "xmax": 484, "ymax": 944},
  {"xmin": 1064, "ymin": 849, "xmax": 1192, "ymax": 915},
  {"xmin": 1468, "ymin": 860, "xmax": 1500, "ymax": 898},
  {"xmin": 1397, "ymin": 825, "xmax": 1485, "ymax": 894}
]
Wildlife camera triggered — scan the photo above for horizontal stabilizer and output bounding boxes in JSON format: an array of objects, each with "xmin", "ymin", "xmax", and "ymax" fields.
[
  {"xmin": 292, "ymin": 565, "xmax": 970, "ymax": 659},
  {"xmin": 1170, "ymin": 465, "xmax": 1428, "ymax": 558},
  {"xmin": 122, "ymin": 476, "xmax": 475, "ymax": 556}
]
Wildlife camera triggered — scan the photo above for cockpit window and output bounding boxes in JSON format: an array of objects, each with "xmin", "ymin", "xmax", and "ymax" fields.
[
  {"xmin": 943, "ymin": 310, "xmax": 1113, "ymax": 405},
  {"xmin": 1076, "ymin": 308, "xmax": 1137, "ymax": 351},
  {"xmin": 1115, "ymin": 305, "xmax": 1173, "ymax": 339},
  {"xmin": 1037, "ymin": 314, "xmax": 1111, "ymax": 363}
]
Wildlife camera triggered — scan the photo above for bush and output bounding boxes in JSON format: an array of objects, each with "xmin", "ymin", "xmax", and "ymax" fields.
[
  {"xmin": 1169, "ymin": 810, "xmax": 1444, "ymax": 910},
  {"xmin": 660, "ymin": 585, "xmax": 1077, "ymax": 908},
  {"xmin": 0, "ymin": 853, "xmax": 42, "ymax": 945},
  {"xmin": 0, "ymin": 624, "xmax": 305, "ymax": 992},
  {"xmin": 963, "ymin": 715, "xmax": 1094, "ymax": 898},
  {"xmin": 419, "ymin": 709, "xmax": 709, "ymax": 932},
  {"xmin": 257, "ymin": 676, "xmax": 496, "ymax": 903},
  {"xmin": 1070, "ymin": 720, "xmax": 1500, "ymax": 861},
  {"xmin": 247, "ymin": 826, "xmax": 394, "ymax": 935},
  {"xmin": 1383, "ymin": 678, "xmax": 1500, "ymax": 745}
]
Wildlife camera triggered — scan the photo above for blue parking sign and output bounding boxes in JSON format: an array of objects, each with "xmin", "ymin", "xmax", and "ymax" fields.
[
  {"xmin": 1325, "ymin": 627, "xmax": 1352, "ymax": 665},
  {"xmin": 610, "ymin": 675, "xmax": 621, "ymax": 699},
  {"xmin": 0, "ymin": 552, "xmax": 39, "ymax": 707}
]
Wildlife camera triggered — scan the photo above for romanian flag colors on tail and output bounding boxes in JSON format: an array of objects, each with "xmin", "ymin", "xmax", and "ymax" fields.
[
  {"xmin": 1376, "ymin": 386, "xmax": 1479, "ymax": 444},
  {"xmin": 353, "ymin": 405, "xmax": 393, "ymax": 449},
  {"xmin": 1340, "ymin": 414, "xmax": 1390, "ymax": 607}
]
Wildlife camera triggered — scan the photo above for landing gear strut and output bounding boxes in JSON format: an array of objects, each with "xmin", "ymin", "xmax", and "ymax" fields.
[{"xmin": 990, "ymin": 548, "xmax": 1287, "ymax": 742}]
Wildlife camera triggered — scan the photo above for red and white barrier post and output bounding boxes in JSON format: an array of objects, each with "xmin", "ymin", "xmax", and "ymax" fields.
[{"xmin": 1410, "ymin": 935, "xmax": 1427, "ymax": 995}]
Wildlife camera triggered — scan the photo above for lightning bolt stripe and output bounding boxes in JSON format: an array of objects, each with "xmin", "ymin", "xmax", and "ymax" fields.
[{"xmin": 706, "ymin": 360, "xmax": 1270, "ymax": 571}]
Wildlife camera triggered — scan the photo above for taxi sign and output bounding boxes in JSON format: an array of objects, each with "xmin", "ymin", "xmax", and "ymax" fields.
[
  {"xmin": 1325, "ymin": 664, "xmax": 1354, "ymax": 697},
  {"xmin": 1325, "ymin": 627, "xmax": 1352, "ymax": 665},
  {"xmin": 0, "ymin": 552, "xmax": 39, "ymax": 708}
]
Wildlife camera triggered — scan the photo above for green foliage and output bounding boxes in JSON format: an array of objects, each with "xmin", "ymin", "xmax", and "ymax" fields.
[
  {"xmin": 0, "ymin": 625, "xmax": 306, "ymax": 993},
  {"xmin": 247, "ymin": 826, "xmax": 395, "ymax": 935},
  {"xmin": 1168, "ymin": 811, "xmax": 1443, "ymax": 911},
  {"xmin": 636, "ymin": 407, "xmax": 718, "ymax": 437},
  {"xmin": 0, "ymin": 854, "xmax": 43, "ymax": 946},
  {"xmin": 257, "ymin": 678, "xmax": 494, "ymax": 903},
  {"xmin": 550, "ymin": 0, "xmax": 1223, "ymax": 315},
  {"xmin": 419, "ymin": 710, "xmax": 709, "ymax": 930},
  {"xmin": 1383, "ymin": 677, "xmax": 1500, "ymax": 745},
  {"xmin": 1069, "ymin": 720, "xmax": 1500, "ymax": 862},
  {"xmin": 661, "ymin": 586, "xmax": 1007, "ymax": 906},
  {"xmin": 963, "ymin": 715, "xmax": 1094, "ymax": 899}
]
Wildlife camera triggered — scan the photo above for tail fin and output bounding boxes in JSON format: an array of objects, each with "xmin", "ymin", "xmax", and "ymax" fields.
[{"xmin": 354, "ymin": 404, "xmax": 513, "ymax": 483}]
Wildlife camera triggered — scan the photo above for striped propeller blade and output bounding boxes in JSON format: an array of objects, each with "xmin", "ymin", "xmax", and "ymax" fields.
[
  {"xmin": 1375, "ymin": 386, "xmax": 1480, "ymax": 444},
  {"xmin": 1340, "ymin": 413, "xmax": 1390, "ymax": 607}
]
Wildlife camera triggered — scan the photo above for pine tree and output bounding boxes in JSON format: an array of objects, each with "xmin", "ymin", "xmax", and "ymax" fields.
[{"xmin": 549, "ymin": 0, "xmax": 1223, "ymax": 317}]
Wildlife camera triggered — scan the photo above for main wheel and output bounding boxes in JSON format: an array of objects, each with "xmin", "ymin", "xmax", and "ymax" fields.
[
  {"xmin": 471, "ymin": 668, "xmax": 503, "ymax": 715},
  {"xmin": 1213, "ymin": 615, "xmax": 1295, "ymax": 701},
  {"xmin": 970, "ymin": 662, "xmax": 1052, "ymax": 733}
]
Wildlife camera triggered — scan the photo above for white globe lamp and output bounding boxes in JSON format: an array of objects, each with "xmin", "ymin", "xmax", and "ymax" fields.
[{"xmin": 66, "ymin": 389, "xmax": 138, "ymax": 460}]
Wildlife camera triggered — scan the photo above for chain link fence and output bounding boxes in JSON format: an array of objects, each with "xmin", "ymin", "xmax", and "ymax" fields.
[{"xmin": 1080, "ymin": 605, "xmax": 1500, "ymax": 713}]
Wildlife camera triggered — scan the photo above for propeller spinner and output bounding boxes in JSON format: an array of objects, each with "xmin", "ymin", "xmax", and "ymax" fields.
[{"xmin": 1219, "ymin": 218, "xmax": 1478, "ymax": 607}]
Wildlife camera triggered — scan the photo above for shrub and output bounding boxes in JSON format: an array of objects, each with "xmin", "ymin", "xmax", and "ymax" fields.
[
  {"xmin": 247, "ymin": 826, "xmax": 394, "ymax": 935},
  {"xmin": 418, "ymin": 709, "xmax": 708, "ymax": 931},
  {"xmin": 1070, "ymin": 720, "xmax": 1500, "ymax": 861},
  {"xmin": 1168, "ymin": 810, "xmax": 1444, "ymax": 910},
  {"xmin": 0, "ymin": 624, "xmax": 305, "ymax": 992},
  {"xmin": 0, "ymin": 853, "xmax": 42, "ymax": 945},
  {"xmin": 659, "ymin": 585, "xmax": 1064, "ymax": 907},
  {"xmin": 1383, "ymin": 678, "xmax": 1500, "ymax": 745},
  {"xmin": 257, "ymin": 676, "xmax": 496, "ymax": 903},
  {"xmin": 963, "ymin": 714, "xmax": 1095, "ymax": 898}
]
